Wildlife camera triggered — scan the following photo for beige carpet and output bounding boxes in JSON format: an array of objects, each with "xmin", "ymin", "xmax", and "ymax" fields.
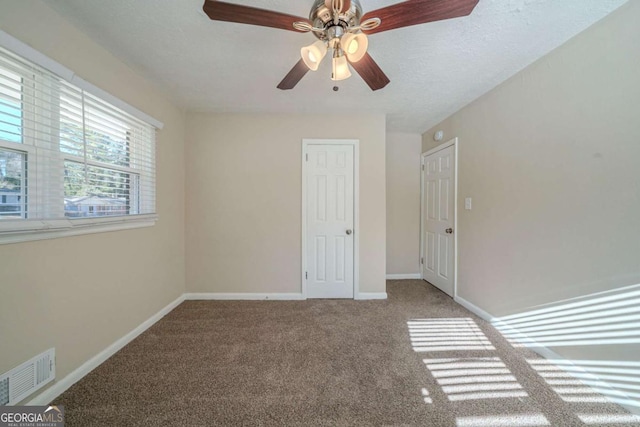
[{"xmin": 54, "ymin": 280, "xmax": 639, "ymax": 426}]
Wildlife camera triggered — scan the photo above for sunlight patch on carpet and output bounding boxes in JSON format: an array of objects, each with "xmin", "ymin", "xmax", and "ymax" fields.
[
  {"xmin": 424, "ymin": 357, "xmax": 527, "ymax": 402},
  {"xmin": 408, "ymin": 318, "xmax": 495, "ymax": 352},
  {"xmin": 456, "ymin": 413, "xmax": 550, "ymax": 427}
]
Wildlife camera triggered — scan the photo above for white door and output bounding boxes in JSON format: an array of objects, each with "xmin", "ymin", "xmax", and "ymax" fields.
[
  {"xmin": 422, "ymin": 144, "xmax": 456, "ymax": 297},
  {"xmin": 305, "ymin": 144, "xmax": 354, "ymax": 299}
]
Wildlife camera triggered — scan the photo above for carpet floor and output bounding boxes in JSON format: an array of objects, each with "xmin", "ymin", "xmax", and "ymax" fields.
[{"xmin": 54, "ymin": 280, "xmax": 639, "ymax": 426}]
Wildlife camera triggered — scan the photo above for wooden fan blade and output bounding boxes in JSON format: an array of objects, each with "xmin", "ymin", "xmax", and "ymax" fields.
[
  {"xmin": 277, "ymin": 59, "xmax": 310, "ymax": 90},
  {"xmin": 362, "ymin": 0, "xmax": 479, "ymax": 35},
  {"xmin": 203, "ymin": 0, "xmax": 311, "ymax": 32},
  {"xmin": 348, "ymin": 53, "xmax": 390, "ymax": 91}
]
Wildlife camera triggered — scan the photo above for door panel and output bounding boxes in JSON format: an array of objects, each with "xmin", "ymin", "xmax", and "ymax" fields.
[
  {"xmin": 422, "ymin": 144, "xmax": 455, "ymax": 297},
  {"xmin": 438, "ymin": 234, "xmax": 449, "ymax": 279},
  {"xmin": 316, "ymin": 175, "xmax": 326, "ymax": 221},
  {"xmin": 335, "ymin": 236, "xmax": 345, "ymax": 282},
  {"xmin": 440, "ymin": 178, "xmax": 450, "ymax": 220},
  {"xmin": 307, "ymin": 144, "xmax": 354, "ymax": 299},
  {"xmin": 426, "ymin": 231, "xmax": 436, "ymax": 273},
  {"xmin": 316, "ymin": 236, "xmax": 326, "ymax": 282}
]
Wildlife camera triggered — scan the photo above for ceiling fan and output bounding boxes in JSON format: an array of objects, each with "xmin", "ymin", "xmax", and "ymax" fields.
[{"xmin": 202, "ymin": 0, "xmax": 479, "ymax": 91}]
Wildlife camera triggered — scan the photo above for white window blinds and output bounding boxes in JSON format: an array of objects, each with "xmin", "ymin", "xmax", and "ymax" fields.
[{"xmin": 0, "ymin": 44, "xmax": 156, "ymax": 230}]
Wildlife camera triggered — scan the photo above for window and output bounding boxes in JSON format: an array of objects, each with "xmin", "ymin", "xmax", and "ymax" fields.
[
  {"xmin": 58, "ymin": 84, "xmax": 153, "ymax": 219},
  {"xmin": 0, "ymin": 149, "xmax": 26, "ymax": 219},
  {"xmin": 0, "ymin": 66, "xmax": 27, "ymax": 220},
  {"xmin": 0, "ymin": 41, "xmax": 159, "ymax": 244},
  {"xmin": 0, "ymin": 67, "xmax": 22, "ymax": 144}
]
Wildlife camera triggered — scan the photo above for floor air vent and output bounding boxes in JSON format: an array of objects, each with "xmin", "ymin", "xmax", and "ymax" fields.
[{"xmin": 0, "ymin": 348, "xmax": 55, "ymax": 405}]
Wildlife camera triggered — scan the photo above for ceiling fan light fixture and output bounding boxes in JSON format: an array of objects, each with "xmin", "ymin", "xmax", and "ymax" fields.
[
  {"xmin": 204, "ymin": 0, "xmax": 480, "ymax": 91},
  {"xmin": 341, "ymin": 32, "xmax": 368, "ymax": 62},
  {"xmin": 331, "ymin": 54, "xmax": 351, "ymax": 81},
  {"xmin": 301, "ymin": 40, "xmax": 328, "ymax": 71}
]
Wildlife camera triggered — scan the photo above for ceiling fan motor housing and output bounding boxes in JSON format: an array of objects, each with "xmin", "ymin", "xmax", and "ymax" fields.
[{"xmin": 310, "ymin": 0, "xmax": 363, "ymax": 40}]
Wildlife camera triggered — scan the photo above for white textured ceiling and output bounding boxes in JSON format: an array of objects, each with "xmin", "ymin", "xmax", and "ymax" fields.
[{"xmin": 44, "ymin": 0, "xmax": 627, "ymax": 133}]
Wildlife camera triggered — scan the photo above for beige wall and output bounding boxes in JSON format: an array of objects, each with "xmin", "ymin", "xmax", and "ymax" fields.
[
  {"xmin": 185, "ymin": 113, "xmax": 386, "ymax": 295},
  {"xmin": 0, "ymin": 0, "xmax": 186, "ymax": 394},
  {"xmin": 423, "ymin": 0, "xmax": 640, "ymax": 363},
  {"xmin": 386, "ymin": 133, "xmax": 422, "ymax": 276}
]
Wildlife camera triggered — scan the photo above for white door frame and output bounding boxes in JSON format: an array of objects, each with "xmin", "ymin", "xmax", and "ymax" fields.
[
  {"xmin": 302, "ymin": 139, "xmax": 360, "ymax": 299},
  {"xmin": 420, "ymin": 138, "xmax": 459, "ymax": 298}
]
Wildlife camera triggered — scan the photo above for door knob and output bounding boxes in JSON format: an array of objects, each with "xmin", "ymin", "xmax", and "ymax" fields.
[
  {"xmin": 445, "ymin": 228, "xmax": 453, "ymax": 234},
  {"xmin": 346, "ymin": 229, "xmax": 353, "ymax": 235}
]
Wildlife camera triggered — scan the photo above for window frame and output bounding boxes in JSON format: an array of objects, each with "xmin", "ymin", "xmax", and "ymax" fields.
[{"xmin": 0, "ymin": 32, "xmax": 160, "ymax": 245}]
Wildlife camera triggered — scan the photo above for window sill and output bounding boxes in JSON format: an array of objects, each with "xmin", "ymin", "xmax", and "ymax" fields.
[{"xmin": 0, "ymin": 214, "xmax": 158, "ymax": 245}]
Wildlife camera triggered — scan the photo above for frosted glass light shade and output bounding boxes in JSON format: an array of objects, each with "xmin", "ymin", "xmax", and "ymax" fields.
[
  {"xmin": 331, "ymin": 55, "xmax": 351, "ymax": 81},
  {"xmin": 341, "ymin": 33, "xmax": 368, "ymax": 63},
  {"xmin": 301, "ymin": 41, "xmax": 327, "ymax": 71}
]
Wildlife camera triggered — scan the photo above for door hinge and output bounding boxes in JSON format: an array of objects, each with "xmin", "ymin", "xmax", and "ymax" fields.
[
  {"xmin": 305, "ymin": 272, "xmax": 308, "ymax": 279},
  {"xmin": 306, "ymin": 153, "xmax": 308, "ymax": 161},
  {"xmin": 421, "ymin": 257, "xmax": 424, "ymax": 265},
  {"xmin": 422, "ymin": 164, "xmax": 424, "ymax": 171}
]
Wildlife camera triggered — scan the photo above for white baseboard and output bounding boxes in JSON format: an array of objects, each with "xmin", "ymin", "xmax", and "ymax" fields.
[
  {"xmin": 454, "ymin": 295, "xmax": 495, "ymax": 322},
  {"xmin": 26, "ymin": 294, "xmax": 185, "ymax": 406},
  {"xmin": 186, "ymin": 292, "xmax": 388, "ymax": 301},
  {"xmin": 184, "ymin": 293, "xmax": 305, "ymax": 301},
  {"xmin": 386, "ymin": 274, "xmax": 421, "ymax": 280},
  {"xmin": 356, "ymin": 292, "xmax": 388, "ymax": 300}
]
